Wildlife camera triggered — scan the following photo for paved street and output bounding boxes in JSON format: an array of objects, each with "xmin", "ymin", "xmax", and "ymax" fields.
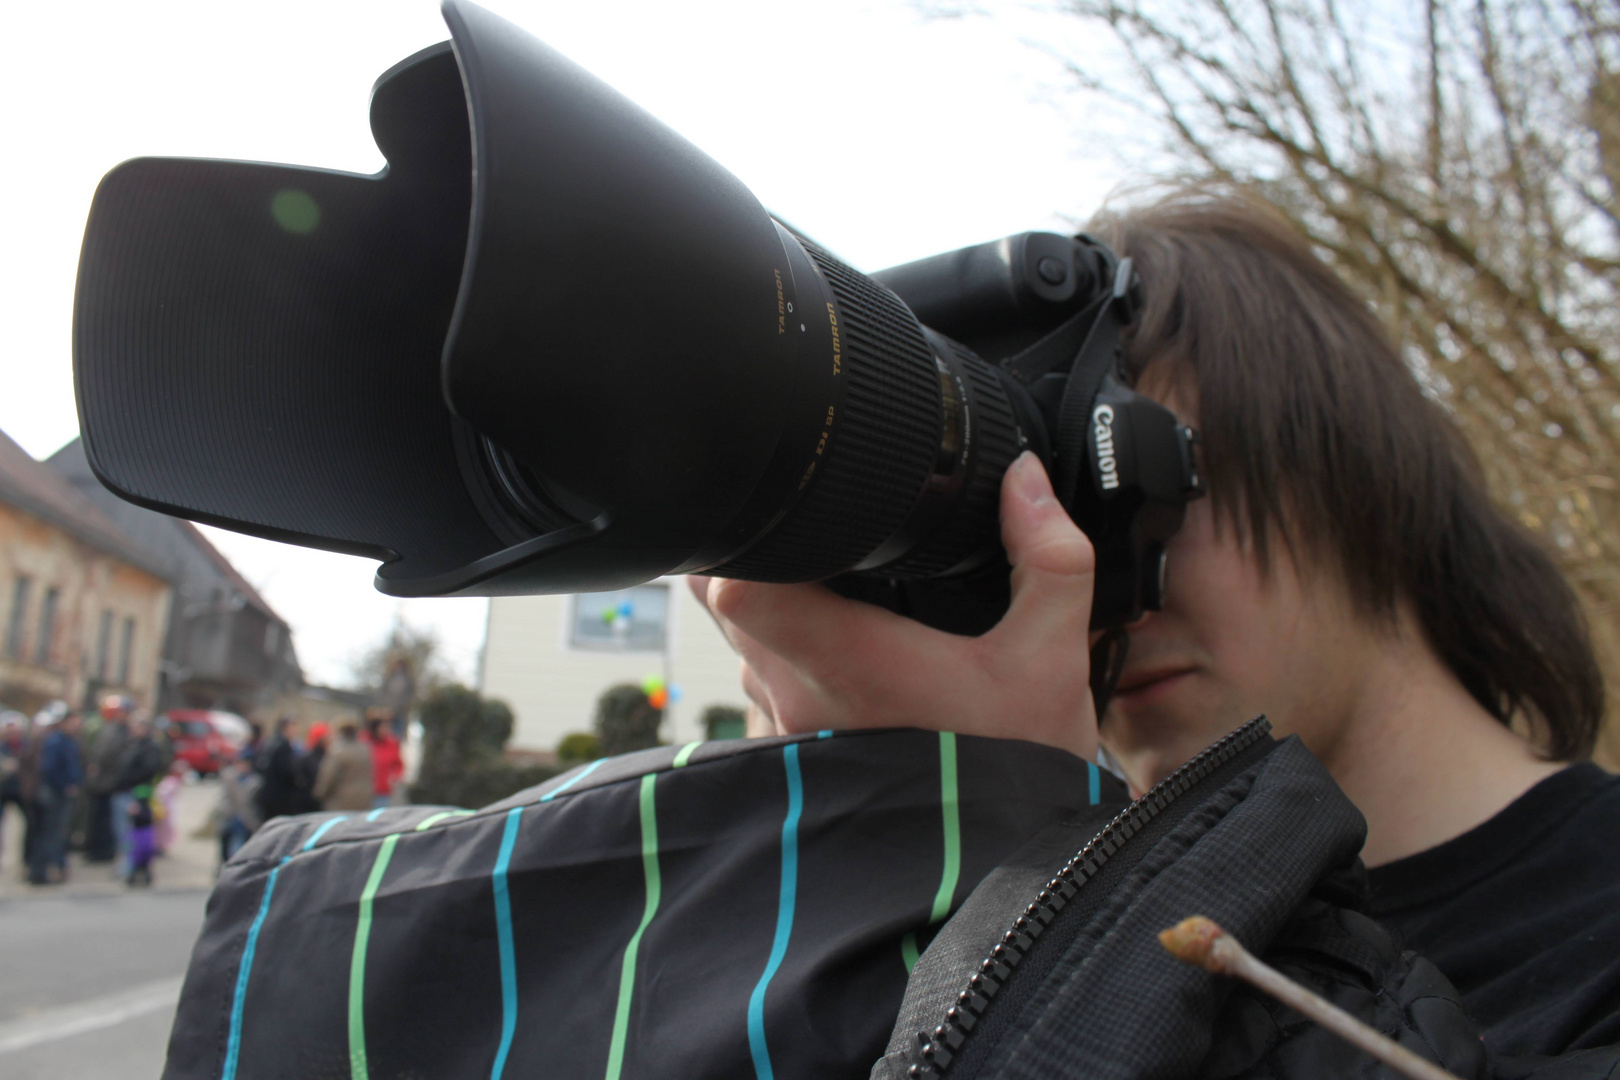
[
  {"xmin": 0, "ymin": 778, "xmax": 219, "ymax": 1079},
  {"xmin": 0, "ymin": 889, "xmax": 206, "ymax": 1079}
]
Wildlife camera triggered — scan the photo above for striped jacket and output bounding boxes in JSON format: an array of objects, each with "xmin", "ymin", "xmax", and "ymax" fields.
[{"xmin": 163, "ymin": 728, "xmax": 1115, "ymax": 1080}]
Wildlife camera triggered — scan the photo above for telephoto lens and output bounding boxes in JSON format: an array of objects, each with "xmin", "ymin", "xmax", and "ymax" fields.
[
  {"xmin": 72, "ymin": 0, "xmax": 1199, "ymax": 631},
  {"xmin": 681, "ymin": 227, "xmax": 1037, "ymax": 587}
]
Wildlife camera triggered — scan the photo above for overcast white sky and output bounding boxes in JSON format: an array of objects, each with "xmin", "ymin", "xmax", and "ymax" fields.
[{"xmin": 0, "ymin": 0, "xmax": 1126, "ymax": 687}]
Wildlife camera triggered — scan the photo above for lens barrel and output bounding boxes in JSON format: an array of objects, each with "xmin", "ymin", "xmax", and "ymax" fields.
[
  {"xmin": 72, "ymin": 0, "xmax": 1084, "ymax": 609},
  {"xmin": 702, "ymin": 232, "xmax": 1035, "ymax": 583}
]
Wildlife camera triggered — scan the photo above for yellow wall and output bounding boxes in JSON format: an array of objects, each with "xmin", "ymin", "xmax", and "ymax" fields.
[{"xmin": 0, "ymin": 502, "xmax": 170, "ymax": 713}]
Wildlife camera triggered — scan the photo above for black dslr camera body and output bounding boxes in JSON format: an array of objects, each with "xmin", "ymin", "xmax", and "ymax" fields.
[{"xmin": 73, "ymin": 0, "xmax": 1201, "ymax": 638}]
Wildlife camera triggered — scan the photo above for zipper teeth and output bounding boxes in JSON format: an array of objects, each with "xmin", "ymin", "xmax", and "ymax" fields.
[{"xmin": 906, "ymin": 716, "xmax": 1272, "ymax": 1079}]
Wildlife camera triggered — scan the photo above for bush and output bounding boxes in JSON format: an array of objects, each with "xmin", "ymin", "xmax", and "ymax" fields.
[
  {"xmin": 556, "ymin": 731, "xmax": 601, "ymax": 765},
  {"xmin": 701, "ymin": 704, "xmax": 747, "ymax": 741},
  {"xmin": 593, "ymin": 684, "xmax": 663, "ymax": 757},
  {"xmin": 410, "ymin": 684, "xmax": 559, "ymax": 808}
]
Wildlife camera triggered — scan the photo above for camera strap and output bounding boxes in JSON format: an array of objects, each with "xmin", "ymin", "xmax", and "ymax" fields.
[
  {"xmin": 1048, "ymin": 311, "xmax": 1124, "ymax": 511},
  {"xmin": 997, "ymin": 294, "xmax": 1109, "ymax": 385},
  {"xmin": 999, "ymin": 258, "xmax": 1136, "ymax": 512}
]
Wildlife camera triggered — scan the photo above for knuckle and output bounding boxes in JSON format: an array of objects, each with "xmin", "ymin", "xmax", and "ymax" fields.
[
  {"xmin": 709, "ymin": 578, "xmax": 752, "ymax": 620},
  {"xmin": 1020, "ymin": 532, "xmax": 1096, "ymax": 576}
]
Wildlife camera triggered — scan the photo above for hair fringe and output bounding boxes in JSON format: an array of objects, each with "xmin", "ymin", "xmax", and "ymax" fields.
[{"xmin": 1089, "ymin": 184, "xmax": 1604, "ymax": 758}]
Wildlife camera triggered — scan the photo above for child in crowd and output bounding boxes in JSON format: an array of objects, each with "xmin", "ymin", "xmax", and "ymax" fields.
[
  {"xmin": 154, "ymin": 761, "xmax": 184, "ymax": 855},
  {"xmin": 212, "ymin": 752, "xmax": 262, "ymax": 867},
  {"xmin": 126, "ymin": 782, "xmax": 156, "ymax": 887}
]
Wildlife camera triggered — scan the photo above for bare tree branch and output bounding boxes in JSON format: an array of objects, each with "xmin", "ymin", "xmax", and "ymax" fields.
[{"xmin": 1041, "ymin": 0, "xmax": 1620, "ymax": 755}]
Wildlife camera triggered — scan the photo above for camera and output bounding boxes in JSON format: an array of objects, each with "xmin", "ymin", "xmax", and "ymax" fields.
[{"xmin": 73, "ymin": 0, "xmax": 1201, "ymax": 637}]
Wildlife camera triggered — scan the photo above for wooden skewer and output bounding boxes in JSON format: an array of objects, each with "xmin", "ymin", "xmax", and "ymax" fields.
[{"xmin": 1158, "ymin": 916, "xmax": 1463, "ymax": 1080}]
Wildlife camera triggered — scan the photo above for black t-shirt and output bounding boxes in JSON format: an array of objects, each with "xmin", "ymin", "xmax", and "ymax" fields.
[{"xmin": 1367, "ymin": 763, "xmax": 1620, "ymax": 1058}]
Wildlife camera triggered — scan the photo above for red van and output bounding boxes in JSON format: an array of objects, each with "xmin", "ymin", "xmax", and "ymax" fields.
[{"xmin": 162, "ymin": 710, "xmax": 251, "ymax": 775}]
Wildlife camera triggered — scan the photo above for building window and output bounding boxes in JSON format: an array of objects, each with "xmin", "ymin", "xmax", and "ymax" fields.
[
  {"xmin": 118, "ymin": 617, "xmax": 135, "ymax": 686},
  {"xmin": 264, "ymin": 621, "xmax": 280, "ymax": 658},
  {"xmin": 96, "ymin": 609, "xmax": 113, "ymax": 681},
  {"xmin": 4, "ymin": 576, "xmax": 30, "ymax": 659},
  {"xmin": 35, "ymin": 587, "xmax": 60, "ymax": 667},
  {"xmin": 569, "ymin": 585, "xmax": 669, "ymax": 652}
]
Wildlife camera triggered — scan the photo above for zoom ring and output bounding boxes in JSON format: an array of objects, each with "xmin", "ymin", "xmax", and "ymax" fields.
[
  {"xmin": 714, "ymin": 238, "xmax": 942, "ymax": 582},
  {"xmin": 881, "ymin": 343, "xmax": 1023, "ymax": 579}
]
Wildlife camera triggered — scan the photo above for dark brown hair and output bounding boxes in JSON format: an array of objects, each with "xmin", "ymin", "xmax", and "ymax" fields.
[{"xmin": 1090, "ymin": 187, "xmax": 1604, "ymax": 759}]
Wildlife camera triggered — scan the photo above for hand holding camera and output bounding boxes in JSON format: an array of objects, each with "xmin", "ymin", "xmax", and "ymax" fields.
[{"xmin": 695, "ymin": 453, "xmax": 1100, "ymax": 760}]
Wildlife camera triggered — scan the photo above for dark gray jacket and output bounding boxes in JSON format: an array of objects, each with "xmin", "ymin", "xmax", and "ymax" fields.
[{"xmin": 875, "ymin": 720, "xmax": 1620, "ymax": 1080}]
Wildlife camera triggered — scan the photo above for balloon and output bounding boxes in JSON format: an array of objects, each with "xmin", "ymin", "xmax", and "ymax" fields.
[
  {"xmin": 640, "ymin": 674, "xmax": 665, "ymax": 696},
  {"xmin": 648, "ymin": 688, "xmax": 669, "ymax": 710}
]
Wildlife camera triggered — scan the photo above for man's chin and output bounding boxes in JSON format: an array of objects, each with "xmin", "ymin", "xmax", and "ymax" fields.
[{"xmin": 1102, "ymin": 676, "xmax": 1249, "ymax": 790}]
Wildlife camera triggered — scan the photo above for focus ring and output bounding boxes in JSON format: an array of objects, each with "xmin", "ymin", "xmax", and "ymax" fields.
[
  {"xmin": 714, "ymin": 238, "xmax": 941, "ymax": 581},
  {"xmin": 881, "ymin": 345, "xmax": 1022, "ymax": 579}
]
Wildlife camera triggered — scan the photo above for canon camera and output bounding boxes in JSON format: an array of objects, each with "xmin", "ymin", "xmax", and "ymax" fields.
[{"xmin": 73, "ymin": 0, "xmax": 1202, "ymax": 637}]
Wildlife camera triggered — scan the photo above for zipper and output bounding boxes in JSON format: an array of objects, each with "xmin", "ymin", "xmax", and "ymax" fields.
[{"xmin": 905, "ymin": 715, "xmax": 1274, "ymax": 1079}]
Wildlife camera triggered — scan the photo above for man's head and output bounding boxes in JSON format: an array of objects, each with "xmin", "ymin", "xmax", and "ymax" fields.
[
  {"xmin": 338, "ymin": 721, "xmax": 360, "ymax": 743},
  {"xmin": 100, "ymin": 693, "xmax": 131, "ymax": 723},
  {"xmin": 1088, "ymin": 187, "xmax": 1604, "ymax": 784},
  {"xmin": 130, "ymin": 711, "xmax": 152, "ymax": 738}
]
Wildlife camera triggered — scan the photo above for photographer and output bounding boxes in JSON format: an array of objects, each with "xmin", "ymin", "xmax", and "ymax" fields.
[
  {"xmin": 696, "ymin": 189, "xmax": 1619, "ymax": 1078},
  {"xmin": 76, "ymin": 11, "xmax": 1615, "ymax": 1064}
]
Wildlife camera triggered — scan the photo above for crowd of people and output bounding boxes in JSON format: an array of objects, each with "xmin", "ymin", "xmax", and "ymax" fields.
[
  {"xmin": 247, "ymin": 713, "xmax": 404, "ymax": 818},
  {"xmin": 0, "ymin": 698, "xmax": 407, "ymax": 885},
  {"xmin": 0, "ymin": 695, "xmax": 179, "ymax": 886}
]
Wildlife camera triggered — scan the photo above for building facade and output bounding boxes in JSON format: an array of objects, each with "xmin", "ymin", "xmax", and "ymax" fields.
[
  {"xmin": 49, "ymin": 439, "xmax": 303, "ymax": 715},
  {"xmin": 480, "ymin": 580, "xmax": 748, "ymax": 752},
  {"xmin": 0, "ymin": 431, "xmax": 171, "ymax": 714},
  {"xmin": 253, "ymin": 683, "xmax": 372, "ymax": 734}
]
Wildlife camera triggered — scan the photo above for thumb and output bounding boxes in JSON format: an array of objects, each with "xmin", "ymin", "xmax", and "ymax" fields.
[{"xmin": 990, "ymin": 453, "xmax": 1096, "ymax": 656}]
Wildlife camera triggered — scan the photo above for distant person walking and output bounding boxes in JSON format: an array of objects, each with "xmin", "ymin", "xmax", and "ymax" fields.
[
  {"xmin": 109, "ymin": 712, "xmax": 170, "ymax": 878},
  {"xmin": 241, "ymin": 721, "xmax": 265, "ymax": 769},
  {"xmin": 0, "ymin": 711, "xmax": 37, "ymax": 872},
  {"xmin": 254, "ymin": 718, "xmax": 304, "ymax": 822},
  {"xmin": 213, "ymin": 751, "xmax": 262, "ymax": 865},
  {"xmin": 124, "ymin": 781, "xmax": 158, "ymax": 887},
  {"xmin": 153, "ymin": 761, "xmax": 183, "ymax": 855},
  {"xmin": 296, "ymin": 723, "xmax": 330, "ymax": 813},
  {"xmin": 314, "ymin": 722, "xmax": 374, "ymax": 812},
  {"xmin": 84, "ymin": 695, "xmax": 131, "ymax": 863},
  {"xmin": 29, "ymin": 711, "xmax": 83, "ymax": 885},
  {"xmin": 365, "ymin": 713, "xmax": 404, "ymax": 809}
]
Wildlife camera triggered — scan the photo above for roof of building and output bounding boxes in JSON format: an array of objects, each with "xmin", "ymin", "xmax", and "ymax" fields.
[
  {"xmin": 46, "ymin": 438, "xmax": 287, "ymax": 628},
  {"xmin": 0, "ymin": 428, "xmax": 170, "ymax": 581}
]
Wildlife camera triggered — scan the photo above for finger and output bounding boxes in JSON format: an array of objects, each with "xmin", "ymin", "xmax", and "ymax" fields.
[
  {"xmin": 744, "ymin": 701, "xmax": 779, "ymax": 739},
  {"xmin": 687, "ymin": 575, "xmax": 713, "ymax": 610},
  {"xmin": 719, "ymin": 616, "xmax": 818, "ymax": 723},
  {"xmin": 991, "ymin": 453, "xmax": 1097, "ymax": 657},
  {"xmin": 689, "ymin": 575, "xmax": 752, "ymax": 660},
  {"xmin": 738, "ymin": 661, "xmax": 775, "ymax": 722},
  {"xmin": 711, "ymin": 580, "xmax": 953, "ymax": 731},
  {"xmin": 700, "ymin": 576, "xmax": 763, "ymax": 660},
  {"xmin": 707, "ymin": 578, "xmax": 937, "ymax": 685}
]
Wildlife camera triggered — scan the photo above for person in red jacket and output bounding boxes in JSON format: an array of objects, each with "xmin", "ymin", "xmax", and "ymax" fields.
[{"xmin": 364, "ymin": 713, "xmax": 404, "ymax": 809}]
